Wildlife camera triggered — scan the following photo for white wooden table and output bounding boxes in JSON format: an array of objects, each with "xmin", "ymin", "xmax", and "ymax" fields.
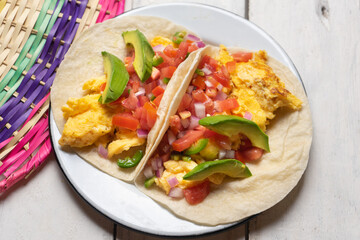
[{"xmin": 1, "ymin": 0, "xmax": 359, "ymax": 239}]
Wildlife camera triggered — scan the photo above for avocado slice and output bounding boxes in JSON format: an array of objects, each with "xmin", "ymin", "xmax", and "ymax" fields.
[
  {"xmin": 99, "ymin": 51, "xmax": 129, "ymax": 104},
  {"xmin": 184, "ymin": 138, "xmax": 209, "ymax": 155},
  {"xmin": 199, "ymin": 115, "xmax": 270, "ymax": 152},
  {"xmin": 183, "ymin": 159, "xmax": 252, "ymax": 181},
  {"xmin": 122, "ymin": 30, "xmax": 154, "ymax": 82}
]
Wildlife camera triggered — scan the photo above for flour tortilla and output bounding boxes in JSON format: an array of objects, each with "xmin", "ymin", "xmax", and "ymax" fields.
[
  {"xmin": 135, "ymin": 46, "xmax": 312, "ymax": 225},
  {"xmin": 51, "ymin": 16, "xmax": 204, "ymax": 182}
]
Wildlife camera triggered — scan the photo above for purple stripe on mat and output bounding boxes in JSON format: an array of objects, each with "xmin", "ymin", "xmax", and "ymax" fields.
[
  {"xmin": 0, "ymin": 0, "xmax": 90, "ymax": 141},
  {"xmin": 48, "ymin": 1, "xmax": 72, "ymax": 63},
  {"xmin": 0, "ymin": 63, "xmax": 49, "ymax": 131}
]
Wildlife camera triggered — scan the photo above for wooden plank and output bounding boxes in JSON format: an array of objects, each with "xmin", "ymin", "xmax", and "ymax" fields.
[
  {"xmin": 0, "ymin": 156, "xmax": 114, "ymax": 240},
  {"xmin": 248, "ymin": 0, "xmax": 360, "ymax": 239},
  {"xmin": 116, "ymin": 223, "xmax": 247, "ymax": 240}
]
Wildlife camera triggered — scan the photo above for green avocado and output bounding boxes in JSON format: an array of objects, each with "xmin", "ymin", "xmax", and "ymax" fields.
[
  {"xmin": 199, "ymin": 115, "xmax": 270, "ymax": 152},
  {"xmin": 183, "ymin": 159, "xmax": 252, "ymax": 181},
  {"xmin": 99, "ymin": 51, "xmax": 129, "ymax": 104},
  {"xmin": 122, "ymin": 30, "xmax": 154, "ymax": 82},
  {"xmin": 184, "ymin": 138, "xmax": 209, "ymax": 155}
]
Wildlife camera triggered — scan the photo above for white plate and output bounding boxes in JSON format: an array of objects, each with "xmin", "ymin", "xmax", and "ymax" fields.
[{"xmin": 50, "ymin": 3, "xmax": 303, "ymax": 237}]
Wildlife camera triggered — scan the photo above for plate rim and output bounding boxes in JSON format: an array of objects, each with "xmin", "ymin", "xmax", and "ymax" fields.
[{"xmin": 50, "ymin": 2, "xmax": 306, "ymax": 238}]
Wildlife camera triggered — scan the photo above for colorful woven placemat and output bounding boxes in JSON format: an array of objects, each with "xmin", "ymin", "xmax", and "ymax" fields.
[{"xmin": 0, "ymin": 0, "xmax": 125, "ymax": 193}]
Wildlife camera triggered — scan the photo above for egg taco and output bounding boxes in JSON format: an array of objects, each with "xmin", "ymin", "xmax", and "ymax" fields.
[
  {"xmin": 51, "ymin": 16, "xmax": 206, "ymax": 182},
  {"xmin": 135, "ymin": 45, "xmax": 312, "ymax": 225}
]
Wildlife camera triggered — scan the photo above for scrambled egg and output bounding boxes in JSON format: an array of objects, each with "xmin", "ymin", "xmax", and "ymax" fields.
[
  {"xmin": 59, "ymin": 77, "xmax": 145, "ymax": 156},
  {"xmin": 59, "ymin": 94, "xmax": 114, "ymax": 147},
  {"xmin": 150, "ymin": 36, "xmax": 174, "ymax": 47},
  {"xmin": 217, "ymin": 45, "xmax": 302, "ymax": 130},
  {"xmin": 107, "ymin": 130, "xmax": 145, "ymax": 158},
  {"xmin": 155, "ymin": 160, "xmax": 199, "ymax": 194}
]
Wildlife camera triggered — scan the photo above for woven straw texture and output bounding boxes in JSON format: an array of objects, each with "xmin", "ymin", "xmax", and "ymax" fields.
[{"xmin": 0, "ymin": 0, "xmax": 125, "ymax": 193}]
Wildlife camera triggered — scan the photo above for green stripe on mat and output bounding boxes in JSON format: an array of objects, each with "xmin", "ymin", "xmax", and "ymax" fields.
[{"xmin": 0, "ymin": 0, "xmax": 64, "ymax": 106}]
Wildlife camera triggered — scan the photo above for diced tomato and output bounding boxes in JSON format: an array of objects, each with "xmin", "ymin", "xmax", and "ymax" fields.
[
  {"xmin": 214, "ymin": 98, "xmax": 239, "ymax": 112},
  {"xmin": 121, "ymin": 90, "xmax": 138, "ymax": 110},
  {"xmin": 99, "ymin": 83, "xmax": 106, "ymax": 92},
  {"xmin": 157, "ymin": 51, "xmax": 173, "ymax": 68},
  {"xmin": 163, "ymin": 45, "xmax": 177, "ymax": 58},
  {"xmin": 129, "ymin": 77, "xmax": 140, "ymax": 93},
  {"xmin": 188, "ymin": 43, "xmax": 199, "ymax": 53},
  {"xmin": 175, "ymin": 41, "xmax": 190, "ymax": 62},
  {"xmin": 203, "ymin": 129, "xmax": 230, "ymax": 149},
  {"xmin": 192, "ymin": 75, "xmax": 206, "ymax": 90},
  {"xmin": 221, "ymin": 65, "xmax": 230, "ymax": 79},
  {"xmin": 169, "ymin": 115, "xmax": 182, "ymax": 135},
  {"xmin": 205, "ymin": 76, "xmax": 219, "ymax": 88},
  {"xmin": 232, "ymin": 51, "xmax": 253, "ymax": 62},
  {"xmin": 144, "ymin": 81, "xmax": 157, "ymax": 94},
  {"xmin": 239, "ymin": 137, "xmax": 253, "ymax": 151},
  {"xmin": 161, "ymin": 66, "xmax": 177, "ymax": 79},
  {"xmin": 152, "ymin": 86, "xmax": 165, "ymax": 97},
  {"xmin": 112, "ymin": 113, "xmax": 139, "ymax": 131},
  {"xmin": 205, "ymin": 87, "xmax": 217, "ymax": 98},
  {"xmin": 139, "ymin": 107, "xmax": 149, "ymax": 130},
  {"xmin": 144, "ymin": 102, "xmax": 157, "ymax": 129},
  {"xmin": 192, "ymin": 89, "xmax": 208, "ymax": 103},
  {"xmin": 134, "ymin": 107, "xmax": 143, "ymax": 120},
  {"xmin": 226, "ymin": 61, "xmax": 237, "ymax": 74},
  {"xmin": 153, "ymin": 93, "xmax": 163, "ymax": 107},
  {"xmin": 124, "ymin": 56, "xmax": 133, "ymax": 65},
  {"xmin": 151, "ymin": 67, "xmax": 161, "ymax": 81},
  {"xmin": 172, "ymin": 129, "xmax": 204, "ymax": 152},
  {"xmin": 138, "ymin": 95, "xmax": 149, "ymax": 107},
  {"xmin": 178, "ymin": 93, "xmax": 192, "ymax": 112},
  {"xmin": 198, "ymin": 55, "xmax": 218, "ymax": 71},
  {"xmin": 183, "ymin": 181, "xmax": 210, "ymax": 205},
  {"xmin": 204, "ymin": 99, "xmax": 215, "ymax": 114},
  {"xmin": 236, "ymin": 147, "xmax": 263, "ymax": 162},
  {"xmin": 213, "ymin": 71, "xmax": 230, "ymax": 88},
  {"xmin": 126, "ymin": 62, "xmax": 135, "ymax": 74}
]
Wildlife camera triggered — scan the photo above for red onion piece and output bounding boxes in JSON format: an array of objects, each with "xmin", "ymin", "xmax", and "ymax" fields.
[
  {"xmin": 168, "ymin": 187, "xmax": 184, "ymax": 198},
  {"xmin": 163, "ymin": 144, "xmax": 170, "ymax": 153},
  {"xmin": 177, "ymin": 131, "xmax": 186, "ymax": 138},
  {"xmin": 225, "ymin": 150, "xmax": 235, "ymax": 159},
  {"xmin": 137, "ymin": 129, "xmax": 148, "ymax": 138},
  {"xmin": 189, "ymin": 116, "xmax": 200, "ymax": 129},
  {"xmin": 155, "ymin": 167, "xmax": 164, "ymax": 178},
  {"xmin": 218, "ymin": 149, "xmax": 226, "ymax": 159},
  {"xmin": 168, "ymin": 131, "xmax": 176, "ymax": 145},
  {"xmin": 204, "ymin": 80, "xmax": 213, "ymax": 88},
  {"xmin": 215, "ymin": 91, "xmax": 227, "ymax": 101},
  {"xmin": 143, "ymin": 166, "xmax": 154, "ymax": 179},
  {"xmin": 244, "ymin": 111, "xmax": 252, "ymax": 120},
  {"xmin": 135, "ymin": 87, "xmax": 145, "ymax": 97},
  {"xmin": 151, "ymin": 158, "xmax": 158, "ymax": 171},
  {"xmin": 194, "ymin": 103, "xmax": 206, "ymax": 119},
  {"xmin": 166, "ymin": 176, "xmax": 179, "ymax": 188},
  {"xmin": 98, "ymin": 145, "xmax": 108, "ymax": 159},
  {"xmin": 196, "ymin": 41, "xmax": 206, "ymax": 48},
  {"xmin": 153, "ymin": 44, "xmax": 165, "ymax": 52},
  {"xmin": 181, "ymin": 118, "xmax": 190, "ymax": 129},
  {"xmin": 186, "ymin": 34, "xmax": 200, "ymax": 42},
  {"xmin": 187, "ymin": 85, "xmax": 194, "ymax": 94},
  {"xmin": 201, "ymin": 65, "xmax": 212, "ymax": 75},
  {"xmin": 217, "ymin": 83, "xmax": 223, "ymax": 91}
]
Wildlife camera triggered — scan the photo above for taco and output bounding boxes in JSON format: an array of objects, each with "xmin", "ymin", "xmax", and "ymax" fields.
[
  {"xmin": 51, "ymin": 16, "xmax": 206, "ymax": 182},
  {"xmin": 135, "ymin": 45, "xmax": 312, "ymax": 225}
]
